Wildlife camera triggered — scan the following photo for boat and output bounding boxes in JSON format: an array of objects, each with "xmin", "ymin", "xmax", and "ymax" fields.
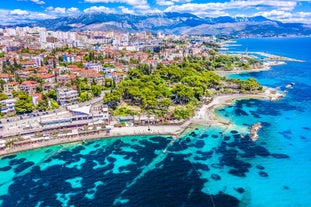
[{"xmin": 285, "ymin": 82, "xmax": 295, "ymax": 89}]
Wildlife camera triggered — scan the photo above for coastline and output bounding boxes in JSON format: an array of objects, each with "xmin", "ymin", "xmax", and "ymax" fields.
[
  {"xmin": 0, "ymin": 124, "xmax": 190, "ymax": 156},
  {"xmin": 0, "ymin": 89, "xmax": 281, "ymax": 157},
  {"xmin": 214, "ymin": 61, "xmax": 286, "ymax": 76}
]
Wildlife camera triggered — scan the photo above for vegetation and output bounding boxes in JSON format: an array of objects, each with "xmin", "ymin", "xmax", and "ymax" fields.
[
  {"xmin": 104, "ymin": 58, "xmax": 263, "ymax": 119},
  {"xmin": 15, "ymin": 91, "xmax": 34, "ymax": 114}
]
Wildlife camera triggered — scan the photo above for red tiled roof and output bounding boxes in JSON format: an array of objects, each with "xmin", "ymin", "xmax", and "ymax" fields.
[
  {"xmin": 20, "ymin": 61, "xmax": 36, "ymax": 65},
  {"xmin": 21, "ymin": 80, "xmax": 38, "ymax": 85},
  {"xmin": 31, "ymin": 93, "xmax": 42, "ymax": 101},
  {"xmin": 35, "ymin": 73, "xmax": 54, "ymax": 79},
  {"xmin": 37, "ymin": 69, "xmax": 48, "ymax": 73},
  {"xmin": 0, "ymin": 73, "xmax": 12, "ymax": 78},
  {"xmin": 8, "ymin": 81, "xmax": 19, "ymax": 85},
  {"xmin": 89, "ymin": 73, "xmax": 104, "ymax": 77}
]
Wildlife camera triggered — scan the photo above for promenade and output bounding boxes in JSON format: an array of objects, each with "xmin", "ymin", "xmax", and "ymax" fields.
[
  {"xmin": 0, "ymin": 124, "xmax": 191, "ymax": 156},
  {"xmin": 0, "ymin": 88, "xmax": 283, "ymax": 156}
]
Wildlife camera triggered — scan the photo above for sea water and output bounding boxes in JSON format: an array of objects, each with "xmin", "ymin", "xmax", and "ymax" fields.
[{"xmin": 0, "ymin": 38, "xmax": 311, "ymax": 207}]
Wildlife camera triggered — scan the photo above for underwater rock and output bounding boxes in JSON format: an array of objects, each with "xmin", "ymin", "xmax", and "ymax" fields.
[
  {"xmin": 0, "ymin": 166, "xmax": 11, "ymax": 171},
  {"xmin": 195, "ymin": 140, "xmax": 205, "ymax": 148},
  {"xmin": 211, "ymin": 163, "xmax": 223, "ymax": 169},
  {"xmin": 271, "ymin": 153, "xmax": 290, "ymax": 159},
  {"xmin": 14, "ymin": 161, "xmax": 34, "ymax": 173},
  {"xmin": 1, "ymin": 154, "xmax": 17, "ymax": 160},
  {"xmin": 10, "ymin": 158, "xmax": 26, "ymax": 165},
  {"xmin": 259, "ymin": 171, "xmax": 268, "ymax": 177},
  {"xmin": 211, "ymin": 174, "xmax": 221, "ymax": 181},
  {"xmin": 229, "ymin": 169, "xmax": 246, "ymax": 177},
  {"xmin": 235, "ymin": 187, "xmax": 245, "ymax": 194},
  {"xmin": 256, "ymin": 165, "xmax": 265, "ymax": 170}
]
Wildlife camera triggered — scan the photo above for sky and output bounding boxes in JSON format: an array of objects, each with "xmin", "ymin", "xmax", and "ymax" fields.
[{"xmin": 1, "ymin": 0, "xmax": 311, "ymax": 25}]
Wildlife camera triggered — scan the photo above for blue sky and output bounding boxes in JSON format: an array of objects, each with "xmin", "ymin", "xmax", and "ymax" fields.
[{"xmin": 1, "ymin": 0, "xmax": 311, "ymax": 25}]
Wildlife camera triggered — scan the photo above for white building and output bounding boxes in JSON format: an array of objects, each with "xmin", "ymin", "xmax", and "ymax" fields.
[
  {"xmin": 57, "ymin": 87, "xmax": 79, "ymax": 105},
  {"xmin": 0, "ymin": 98, "xmax": 17, "ymax": 114}
]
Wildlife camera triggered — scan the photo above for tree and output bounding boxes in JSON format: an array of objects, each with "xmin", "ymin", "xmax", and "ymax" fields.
[
  {"xmin": 172, "ymin": 106, "xmax": 191, "ymax": 120},
  {"xmin": 104, "ymin": 78, "xmax": 113, "ymax": 88},
  {"xmin": 78, "ymin": 91, "xmax": 92, "ymax": 102},
  {"xmin": 50, "ymin": 99, "xmax": 59, "ymax": 109},
  {"xmin": 46, "ymin": 89, "xmax": 57, "ymax": 100},
  {"xmin": 173, "ymin": 84, "xmax": 194, "ymax": 104},
  {"xmin": 36, "ymin": 85, "xmax": 43, "ymax": 93},
  {"xmin": 241, "ymin": 78, "xmax": 262, "ymax": 92},
  {"xmin": 15, "ymin": 92, "xmax": 34, "ymax": 114},
  {"xmin": 91, "ymin": 85, "xmax": 102, "ymax": 97},
  {"xmin": 12, "ymin": 90, "xmax": 19, "ymax": 98},
  {"xmin": 159, "ymin": 98, "xmax": 171, "ymax": 109},
  {"xmin": 0, "ymin": 80, "xmax": 5, "ymax": 92},
  {"xmin": 0, "ymin": 93, "xmax": 8, "ymax": 101},
  {"xmin": 53, "ymin": 59, "xmax": 56, "ymax": 68},
  {"xmin": 36, "ymin": 99, "xmax": 48, "ymax": 111}
]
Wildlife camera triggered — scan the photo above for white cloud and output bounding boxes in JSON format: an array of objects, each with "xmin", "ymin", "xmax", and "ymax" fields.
[
  {"xmin": 84, "ymin": 0, "xmax": 149, "ymax": 9},
  {"xmin": 164, "ymin": 1, "xmax": 298, "ymax": 15},
  {"xmin": 0, "ymin": 9, "xmax": 53, "ymax": 25},
  {"xmin": 45, "ymin": 7, "xmax": 80, "ymax": 15},
  {"xmin": 118, "ymin": 6, "xmax": 135, "ymax": 14},
  {"xmin": 83, "ymin": 6, "xmax": 117, "ymax": 13},
  {"xmin": 138, "ymin": 8, "xmax": 162, "ymax": 15},
  {"xmin": 30, "ymin": 0, "xmax": 45, "ymax": 5},
  {"xmin": 254, "ymin": 10, "xmax": 311, "ymax": 23},
  {"xmin": 157, "ymin": 0, "xmax": 191, "ymax": 6},
  {"xmin": 68, "ymin": 7, "xmax": 80, "ymax": 13},
  {"xmin": 10, "ymin": 9, "xmax": 29, "ymax": 15},
  {"xmin": 161, "ymin": 1, "xmax": 311, "ymax": 23}
]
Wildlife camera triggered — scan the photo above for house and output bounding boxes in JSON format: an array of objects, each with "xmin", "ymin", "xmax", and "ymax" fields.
[
  {"xmin": 31, "ymin": 93, "xmax": 42, "ymax": 105},
  {"xmin": 0, "ymin": 73, "xmax": 13, "ymax": 83},
  {"xmin": 87, "ymin": 73, "xmax": 105, "ymax": 85},
  {"xmin": 56, "ymin": 87, "xmax": 79, "ymax": 105},
  {"xmin": 43, "ymin": 83, "xmax": 54, "ymax": 92},
  {"xmin": 0, "ymin": 98, "xmax": 17, "ymax": 114},
  {"xmin": 57, "ymin": 74, "xmax": 76, "ymax": 86},
  {"xmin": 15, "ymin": 70, "xmax": 30, "ymax": 79},
  {"xmin": 63, "ymin": 54, "xmax": 75, "ymax": 63},
  {"xmin": 3, "ymin": 81, "xmax": 19, "ymax": 94},
  {"xmin": 84, "ymin": 63, "xmax": 102, "ymax": 72},
  {"xmin": 20, "ymin": 80, "xmax": 39, "ymax": 94},
  {"xmin": 20, "ymin": 61, "xmax": 37, "ymax": 68},
  {"xmin": 35, "ymin": 73, "xmax": 55, "ymax": 84}
]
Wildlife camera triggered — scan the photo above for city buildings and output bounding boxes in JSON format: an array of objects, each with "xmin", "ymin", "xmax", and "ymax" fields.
[{"xmin": 56, "ymin": 87, "xmax": 79, "ymax": 105}]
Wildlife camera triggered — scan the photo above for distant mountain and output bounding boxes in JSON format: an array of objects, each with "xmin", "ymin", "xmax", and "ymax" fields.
[{"xmin": 15, "ymin": 12, "xmax": 311, "ymax": 36}]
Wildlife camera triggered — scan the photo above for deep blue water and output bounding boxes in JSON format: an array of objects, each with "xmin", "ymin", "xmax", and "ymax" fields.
[{"xmin": 1, "ymin": 37, "xmax": 311, "ymax": 207}]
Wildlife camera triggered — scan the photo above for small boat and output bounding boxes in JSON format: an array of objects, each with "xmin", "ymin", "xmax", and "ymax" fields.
[{"xmin": 285, "ymin": 82, "xmax": 295, "ymax": 89}]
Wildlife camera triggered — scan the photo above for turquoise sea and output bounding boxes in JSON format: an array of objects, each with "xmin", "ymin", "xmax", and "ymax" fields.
[{"xmin": 1, "ymin": 38, "xmax": 311, "ymax": 207}]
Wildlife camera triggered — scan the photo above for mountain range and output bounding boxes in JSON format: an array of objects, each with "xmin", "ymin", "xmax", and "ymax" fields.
[{"xmin": 13, "ymin": 12, "xmax": 311, "ymax": 36}]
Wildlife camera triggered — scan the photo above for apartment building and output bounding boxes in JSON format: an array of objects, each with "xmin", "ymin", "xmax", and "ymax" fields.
[{"xmin": 56, "ymin": 87, "xmax": 79, "ymax": 105}]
